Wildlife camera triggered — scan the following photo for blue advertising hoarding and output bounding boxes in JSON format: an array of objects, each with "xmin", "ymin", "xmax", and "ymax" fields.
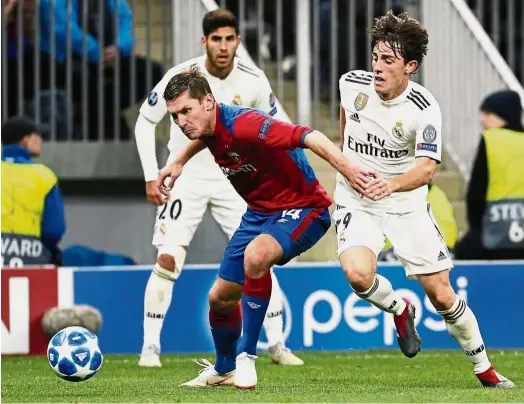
[{"xmin": 73, "ymin": 262, "xmax": 524, "ymax": 354}]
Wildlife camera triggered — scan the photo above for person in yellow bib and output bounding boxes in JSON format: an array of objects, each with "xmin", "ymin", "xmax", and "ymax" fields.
[
  {"xmin": 379, "ymin": 183, "xmax": 458, "ymax": 261},
  {"xmin": 1, "ymin": 116, "xmax": 66, "ymax": 266},
  {"xmin": 456, "ymin": 90, "xmax": 524, "ymax": 260}
]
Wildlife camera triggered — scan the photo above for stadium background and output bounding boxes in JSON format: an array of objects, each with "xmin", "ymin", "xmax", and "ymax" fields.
[
  {"xmin": 2, "ymin": 0, "xmax": 524, "ymax": 357},
  {"xmin": 2, "ymin": 0, "xmax": 522, "ymax": 266}
]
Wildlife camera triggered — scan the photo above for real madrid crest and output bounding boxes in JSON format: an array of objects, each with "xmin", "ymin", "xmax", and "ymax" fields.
[
  {"xmin": 392, "ymin": 120, "xmax": 404, "ymax": 139},
  {"xmin": 228, "ymin": 152, "xmax": 241, "ymax": 163},
  {"xmin": 232, "ymin": 94, "xmax": 242, "ymax": 105},
  {"xmin": 354, "ymin": 93, "xmax": 369, "ymax": 111}
]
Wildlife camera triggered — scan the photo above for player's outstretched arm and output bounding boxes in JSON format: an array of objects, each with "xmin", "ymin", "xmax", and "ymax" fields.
[
  {"xmin": 303, "ymin": 130, "xmax": 373, "ymax": 196},
  {"xmin": 366, "ymin": 157, "xmax": 437, "ymax": 200},
  {"xmin": 156, "ymin": 139, "xmax": 207, "ymax": 196}
]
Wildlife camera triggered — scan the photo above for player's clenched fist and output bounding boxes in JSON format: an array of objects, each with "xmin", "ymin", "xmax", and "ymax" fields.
[
  {"xmin": 146, "ymin": 180, "xmax": 167, "ymax": 206},
  {"xmin": 157, "ymin": 162, "xmax": 183, "ymax": 196}
]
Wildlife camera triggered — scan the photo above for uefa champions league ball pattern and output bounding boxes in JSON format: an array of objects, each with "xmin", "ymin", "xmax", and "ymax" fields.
[{"xmin": 47, "ymin": 326, "xmax": 103, "ymax": 382}]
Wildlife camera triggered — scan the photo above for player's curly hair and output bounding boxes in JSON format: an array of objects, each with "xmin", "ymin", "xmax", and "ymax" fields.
[
  {"xmin": 163, "ymin": 66, "xmax": 213, "ymax": 103},
  {"xmin": 368, "ymin": 11, "xmax": 428, "ymax": 68}
]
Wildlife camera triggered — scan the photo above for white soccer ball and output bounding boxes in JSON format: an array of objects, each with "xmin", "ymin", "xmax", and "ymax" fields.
[{"xmin": 47, "ymin": 326, "xmax": 103, "ymax": 382}]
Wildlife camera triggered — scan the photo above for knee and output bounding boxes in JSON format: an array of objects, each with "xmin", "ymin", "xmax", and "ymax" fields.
[
  {"xmin": 156, "ymin": 246, "xmax": 187, "ymax": 279},
  {"xmin": 341, "ymin": 250, "xmax": 376, "ymax": 292},
  {"xmin": 426, "ymin": 285, "xmax": 456, "ymax": 311},
  {"xmin": 347, "ymin": 270, "xmax": 375, "ymax": 293},
  {"xmin": 157, "ymin": 254, "xmax": 175, "ymax": 272},
  {"xmin": 244, "ymin": 243, "xmax": 272, "ymax": 279}
]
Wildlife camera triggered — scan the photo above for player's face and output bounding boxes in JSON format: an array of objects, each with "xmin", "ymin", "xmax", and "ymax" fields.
[
  {"xmin": 202, "ymin": 27, "xmax": 239, "ymax": 71},
  {"xmin": 167, "ymin": 91, "xmax": 215, "ymax": 140},
  {"xmin": 372, "ymin": 41, "xmax": 417, "ymax": 100}
]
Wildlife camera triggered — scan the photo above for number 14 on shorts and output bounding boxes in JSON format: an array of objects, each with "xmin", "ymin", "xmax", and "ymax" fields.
[{"xmin": 281, "ymin": 209, "xmax": 303, "ymax": 220}]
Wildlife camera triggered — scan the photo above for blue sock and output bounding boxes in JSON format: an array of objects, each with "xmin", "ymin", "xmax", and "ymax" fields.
[
  {"xmin": 209, "ymin": 306, "xmax": 241, "ymax": 374},
  {"xmin": 238, "ymin": 273, "xmax": 272, "ymax": 356}
]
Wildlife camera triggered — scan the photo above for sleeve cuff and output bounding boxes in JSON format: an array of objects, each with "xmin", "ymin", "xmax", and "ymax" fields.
[
  {"xmin": 144, "ymin": 170, "xmax": 159, "ymax": 182},
  {"xmin": 415, "ymin": 154, "xmax": 441, "ymax": 164},
  {"xmin": 300, "ymin": 129, "xmax": 313, "ymax": 146}
]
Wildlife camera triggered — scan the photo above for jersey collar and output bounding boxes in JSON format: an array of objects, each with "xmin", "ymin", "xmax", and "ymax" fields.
[
  {"xmin": 376, "ymin": 79, "xmax": 413, "ymax": 107},
  {"xmin": 199, "ymin": 55, "xmax": 239, "ymax": 81}
]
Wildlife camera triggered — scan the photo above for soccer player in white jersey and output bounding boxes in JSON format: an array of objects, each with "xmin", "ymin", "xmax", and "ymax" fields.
[
  {"xmin": 134, "ymin": 9, "xmax": 302, "ymax": 368},
  {"xmin": 335, "ymin": 11, "xmax": 514, "ymax": 388}
]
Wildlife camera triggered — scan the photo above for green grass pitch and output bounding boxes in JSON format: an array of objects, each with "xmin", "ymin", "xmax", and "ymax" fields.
[{"xmin": 2, "ymin": 350, "xmax": 523, "ymax": 402}]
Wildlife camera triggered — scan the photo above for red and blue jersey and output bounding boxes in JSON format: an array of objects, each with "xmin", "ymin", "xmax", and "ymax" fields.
[{"xmin": 203, "ymin": 103, "xmax": 332, "ymax": 213}]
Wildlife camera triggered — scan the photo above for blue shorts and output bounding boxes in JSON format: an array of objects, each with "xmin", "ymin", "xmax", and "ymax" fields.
[{"xmin": 218, "ymin": 207, "xmax": 331, "ymax": 284}]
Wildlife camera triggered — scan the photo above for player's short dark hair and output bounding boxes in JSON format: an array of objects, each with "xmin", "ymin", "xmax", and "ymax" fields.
[
  {"xmin": 368, "ymin": 11, "xmax": 428, "ymax": 68},
  {"xmin": 202, "ymin": 8, "xmax": 239, "ymax": 37},
  {"xmin": 163, "ymin": 66, "xmax": 213, "ymax": 103}
]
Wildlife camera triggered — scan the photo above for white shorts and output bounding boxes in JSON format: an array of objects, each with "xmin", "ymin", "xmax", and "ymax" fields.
[
  {"xmin": 333, "ymin": 203, "xmax": 454, "ymax": 278},
  {"xmin": 152, "ymin": 173, "xmax": 246, "ymax": 248}
]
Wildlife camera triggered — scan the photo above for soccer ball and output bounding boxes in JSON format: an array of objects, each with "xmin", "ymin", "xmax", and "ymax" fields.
[{"xmin": 47, "ymin": 326, "xmax": 103, "ymax": 382}]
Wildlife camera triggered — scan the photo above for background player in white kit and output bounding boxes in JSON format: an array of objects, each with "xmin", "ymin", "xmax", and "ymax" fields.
[
  {"xmin": 335, "ymin": 11, "xmax": 514, "ymax": 388},
  {"xmin": 134, "ymin": 9, "xmax": 302, "ymax": 367}
]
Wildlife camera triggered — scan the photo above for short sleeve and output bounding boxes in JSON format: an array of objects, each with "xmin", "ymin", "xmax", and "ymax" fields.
[
  {"xmin": 233, "ymin": 111, "xmax": 312, "ymax": 149},
  {"xmin": 415, "ymin": 103, "xmax": 442, "ymax": 163}
]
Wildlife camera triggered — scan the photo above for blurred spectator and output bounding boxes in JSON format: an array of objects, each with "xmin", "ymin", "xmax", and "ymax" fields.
[
  {"xmin": 455, "ymin": 90, "xmax": 524, "ymax": 260},
  {"xmin": 1, "ymin": 116, "xmax": 66, "ymax": 266},
  {"xmin": 379, "ymin": 183, "xmax": 458, "ymax": 261},
  {"xmin": 4, "ymin": 0, "xmax": 67, "ymax": 122},
  {"xmin": 39, "ymin": 0, "xmax": 164, "ymax": 140}
]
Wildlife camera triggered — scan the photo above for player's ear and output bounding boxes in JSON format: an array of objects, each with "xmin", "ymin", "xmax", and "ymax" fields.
[
  {"xmin": 405, "ymin": 60, "xmax": 418, "ymax": 75},
  {"xmin": 201, "ymin": 35, "xmax": 207, "ymax": 48},
  {"xmin": 204, "ymin": 94, "xmax": 215, "ymax": 111}
]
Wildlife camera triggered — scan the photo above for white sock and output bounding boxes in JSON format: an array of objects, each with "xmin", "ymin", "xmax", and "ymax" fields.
[
  {"xmin": 143, "ymin": 269, "xmax": 174, "ymax": 349},
  {"xmin": 263, "ymin": 271, "xmax": 285, "ymax": 348},
  {"xmin": 354, "ymin": 274, "xmax": 406, "ymax": 315},
  {"xmin": 438, "ymin": 295, "xmax": 491, "ymax": 374}
]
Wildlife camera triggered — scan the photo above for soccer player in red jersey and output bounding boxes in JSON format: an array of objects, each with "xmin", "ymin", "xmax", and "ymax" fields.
[{"xmin": 157, "ymin": 67, "xmax": 371, "ymax": 389}]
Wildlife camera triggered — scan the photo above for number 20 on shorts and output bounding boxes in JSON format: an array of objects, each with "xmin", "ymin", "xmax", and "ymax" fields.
[{"xmin": 158, "ymin": 199, "xmax": 182, "ymax": 220}]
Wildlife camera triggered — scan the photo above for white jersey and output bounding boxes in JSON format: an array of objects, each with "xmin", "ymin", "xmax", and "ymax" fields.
[
  {"xmin": 335, "ymin": 70, "xmax": 443, "ymax": 213},
  {"xmin": 139, "ymin": 55, "xmax": 287, "ymax": 180}
]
